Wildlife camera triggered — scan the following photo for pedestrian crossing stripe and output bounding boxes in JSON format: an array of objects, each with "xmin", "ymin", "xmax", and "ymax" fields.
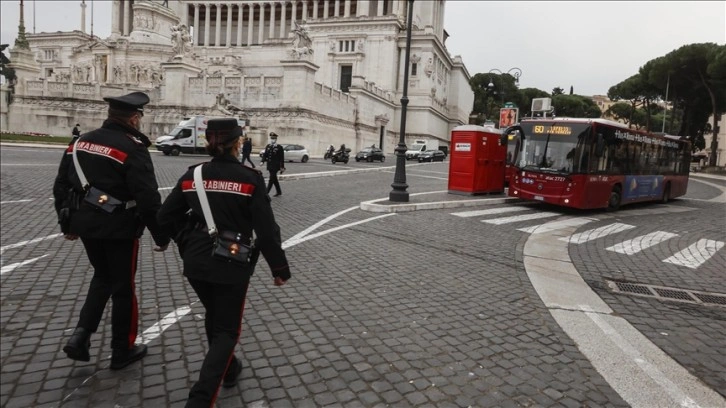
[
  {"xmin": 606, "ymin": 231, "xmax": 679, "ymax": 255},
  {"xmin": 663, "ymin": 239, "xmax": 725, "ymax": 269},
  {"xmin": 451, "ymin": 206, "xmax": 529, "ymax": 218},
  {"xmin": 483, "ymin": 212, "xmax": 561, "ymax": 225},
  {"xmin": 560, "ymin": 223, "xmax": 636, "ymax": 244},
  {"xmin": 518, "ymin": 217, "xmax": 596, "ymax": 234}
]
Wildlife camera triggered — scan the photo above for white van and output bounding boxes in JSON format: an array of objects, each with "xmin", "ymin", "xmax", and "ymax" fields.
[{"xmin": 155, "ymin": 115, "xmax": 247, "ymax": 156}]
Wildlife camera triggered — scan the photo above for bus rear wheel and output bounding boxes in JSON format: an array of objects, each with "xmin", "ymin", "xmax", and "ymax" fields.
[
  {"xmin": 661, "ymin": 183, "xmax": 671, "ymax": 204},
  {"xmin": 607, "ymin": 186, "xmax": 622, "ymax": 212}
]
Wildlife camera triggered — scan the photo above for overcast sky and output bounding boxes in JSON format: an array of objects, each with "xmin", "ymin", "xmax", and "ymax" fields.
[{"xmin": 1, "ymin": 1, "xmax": 724, "ymax": 96}]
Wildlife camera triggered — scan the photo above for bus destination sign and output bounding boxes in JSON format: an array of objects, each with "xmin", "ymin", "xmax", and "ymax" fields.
[{"xmin": 532, "ymin": 125, "xmax": 572, "ymax": 135}]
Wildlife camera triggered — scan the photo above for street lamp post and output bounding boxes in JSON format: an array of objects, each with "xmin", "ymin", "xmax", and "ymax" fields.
[
  {"xmin": 487, "ymin": 67, "xmax": 522, "ymax": 124},
  {"xmin": 389, "ymin": 0, "xmax": 414, "ymax": 203}
]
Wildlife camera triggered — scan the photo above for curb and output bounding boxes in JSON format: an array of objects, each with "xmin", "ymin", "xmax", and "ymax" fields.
[{"xmin": 360, "ymin": 190, "xmax": 519, "ymax": 213}]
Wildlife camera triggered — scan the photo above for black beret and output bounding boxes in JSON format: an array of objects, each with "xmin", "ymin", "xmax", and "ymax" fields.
[
  {"xmin": 207, "ymin": 118, "xmax": 243, "ymax": 143},
  {"xmin": 103, "ymin": 91, "xmax": 150, "ymax": 114}
]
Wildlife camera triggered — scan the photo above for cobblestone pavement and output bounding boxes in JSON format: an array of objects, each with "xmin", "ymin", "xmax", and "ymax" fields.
[{"xmin": 1, "ymin": 145, "xmax": 723, "ymax": 407}]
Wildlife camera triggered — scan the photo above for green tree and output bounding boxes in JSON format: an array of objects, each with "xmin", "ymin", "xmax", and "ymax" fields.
[
  {"xmin": 551, "ymin": 94, "xmax": 601, "ymax": 118},
  {"xmin": 468, "ymin": 72, "xmax": 523, "ymax": 124},
  {"xmin": 639, "ymin": 43, "xmax": 726, "ymax": 164},
  {"xmin": 0, "ymin": 44, "xmax": 16, "ymax": 85},
  {"xmin": 552, "ymin": 87, "xmax": 564, "ymax": 96},
  {"xmin": 607, "ymin": 73, "xmax": 660, "ymax": 130}
]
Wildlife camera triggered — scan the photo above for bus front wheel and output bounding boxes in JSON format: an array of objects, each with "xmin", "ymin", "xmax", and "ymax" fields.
[{"xmin": 607, "ymin": 186, "xmax": 622, "ymax": 211}]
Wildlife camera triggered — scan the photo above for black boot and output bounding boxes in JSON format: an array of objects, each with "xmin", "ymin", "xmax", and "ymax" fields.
[
  {"xmin": 110, "ymin": 344, "xmax": 147, "ymax": 370},
  {"xmin": 63, "ymin": 328, "xmax": 91, "ymax": 362},
  {"xmin": 223, "ymin": 357, "xmax": 242, "ymax": 388}
]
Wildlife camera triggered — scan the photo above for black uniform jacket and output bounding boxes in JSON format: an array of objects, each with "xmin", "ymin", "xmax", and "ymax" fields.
[
  {"xmin": 157, "ymin": 155, "xmax": 291, "ymax": 285},
  {"xmin": 262, "ymin": 143, "xmax": 285, "ymax": 172},
  {"xmin": 52, "ymin": 119, "xmax": 170, "ymax": 245}
]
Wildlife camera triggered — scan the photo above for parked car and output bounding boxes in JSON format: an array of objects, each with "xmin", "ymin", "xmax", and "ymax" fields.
[
  {"xmin": 418, "ymin": 150, "xmax": 446, "ymax": 162},
  {"xmin": 355, "ymin": 147, "xmax": 386, "ymax": 162},
  {"xmin": 258, "ymin": 144, "xmax": 309, "ymax": 163}
]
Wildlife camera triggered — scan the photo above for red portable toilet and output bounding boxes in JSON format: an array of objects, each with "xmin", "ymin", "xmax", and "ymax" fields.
[{"xmin": 448, "ymin": 125, "xmax": 507, "ymax": 195}]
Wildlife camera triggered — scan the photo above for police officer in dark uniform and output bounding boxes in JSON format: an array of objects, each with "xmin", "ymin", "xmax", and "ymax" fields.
[
  {"xmin": 72, "ymin": 123, "xmax": 81, "ymax": 141},
  {"xmin": 260, "ymin": 132, "xmax": 285, "ymax": 196},
  {"xmin": 156, "ymin": 119, "xmax": 290, "ymax": 408},
  {"xmin": 53, "ymin": 91, "xmax": 170, "ymax": 370}
]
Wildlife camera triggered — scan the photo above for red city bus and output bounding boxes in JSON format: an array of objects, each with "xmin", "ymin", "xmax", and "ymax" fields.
[{"xmin": 507, "ymin": 118, "xmax": 691, "ymax": 210}]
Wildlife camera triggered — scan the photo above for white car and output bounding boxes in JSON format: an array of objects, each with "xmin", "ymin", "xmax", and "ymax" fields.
[{"xmin": 257, "ymin": 144, "xmax": 309, "ymax": 163}]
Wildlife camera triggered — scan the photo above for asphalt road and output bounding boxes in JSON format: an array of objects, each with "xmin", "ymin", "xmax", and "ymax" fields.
[{"xmin": 1, "ymin": 144, "xmax": 724, "ymax": 407}]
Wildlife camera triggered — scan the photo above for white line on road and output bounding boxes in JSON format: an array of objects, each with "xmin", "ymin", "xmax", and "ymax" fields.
[
  {"xmin": 663, "ymin": 239, "xmax": 725, "ymax": 269},
  {"xmin": 483, "ymin": 211, "xmax": 560, "ymax": 225},
  {"xmin": 138, "ymin": 303, "xmax": 198, "ymax": 344},
  {"xmin": 606, "ymin": 231, "xmax": 678, "ymax": 255},
  {"xmin": 451, "ymin": 206, "xmax": 529, "ymax": 218},
  {"xmin": 283, "ymin": 213, "xmax": 395, "ymax": 249},
  {"xmin": 560, "ymin": 223, "xmax": 635, "ymax": 244},
  {"xmin": 0, "ymin": 255, "xmax": 49, "ymax": 275},
  {"xmin": 285, "ymin": 206, "xmax": 358, "ymax": 244},
  {"xmin": 0, "ymin": 199, "xmax": 33, "ymax": 204},
  {"xmin": 0, "ymin": 233, "xmax": 63, "ymax": 254},
  {"xmin": 518, "ymin": 217, "xmax": 596, "ymax": 234}
]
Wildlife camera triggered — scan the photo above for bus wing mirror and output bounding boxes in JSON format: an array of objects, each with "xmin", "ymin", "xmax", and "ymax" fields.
[
  {"xmin": 502, "ymin": 125, "xmax": 524, "ymax": 147},
  {"xmin": 595, "ymin": 133, "xmax": 605, "ymax": 157}
]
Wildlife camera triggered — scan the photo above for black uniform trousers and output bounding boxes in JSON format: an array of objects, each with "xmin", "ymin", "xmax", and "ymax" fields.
[
  {"xmin": 185, "ymin": 278, "xmax": 250, "ymax": 408},
  {"xmin": 266, "ymin": 170, "xmax": 281, "ymax": 195},
  {"xmin": 78, "ymin": 238, "xmax": 139, "ymax": 350},
  {"xmin": 240, "ymin": 153, "xmax": 255, "ymax": 168}
]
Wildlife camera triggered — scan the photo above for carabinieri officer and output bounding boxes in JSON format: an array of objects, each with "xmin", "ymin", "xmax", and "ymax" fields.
[
  {"xmin": 53, "ymin": 91, "xmax": 170, "ymax": 370},
  {"xmin": 157, "ymin": 118, "xmax": 290, "ymax": 407}
]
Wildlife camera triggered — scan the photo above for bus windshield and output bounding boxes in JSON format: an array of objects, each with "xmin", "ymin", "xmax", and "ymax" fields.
[{"xmin": 517, "ymin": 122, "xmax": 592, "ymax": 175}]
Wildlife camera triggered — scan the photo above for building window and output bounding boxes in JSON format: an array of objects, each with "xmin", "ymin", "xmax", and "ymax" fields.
[
  {"xmin": 340, "ymin": 65, "xmax": 352, "ymax": 93},
  {"xmin": 338, "ymin": 40, "xmax": 356, "ymax": 53},
  {"xmin": 411, "ymin": 63, "xmax": 417, "ymax": 76}
]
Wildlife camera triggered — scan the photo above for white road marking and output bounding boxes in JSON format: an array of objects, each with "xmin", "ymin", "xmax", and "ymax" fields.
[
  {"xmin": 663, "ymin": 239, "xmax": 725, "ymax": 269},
  {"xmin": 483, "ymin": 212, "xmax": 560, "ymax": 225},
  {"xmin": 451, "ymin": 206, "xmax": 528, "ymax": 218},
  {"xmin": 0, "ymin": 234, "xmax": 63, "ymax": 254},
  {"xmin": 0, "ymin": 255, "xmax": 49, "ymax": 275},
  {"xmin": 518, "ymin": 217, "xmax": 596, "ymax": 234},
  {"xmin": 283, "ymin": 213, "xmax": 395, "ymax": 249},
  {"xmin": 606, "ymin": 231, "xmax": 678, "ymax": 255},
  {"xmin": 560, "ymin": 223, "xmax": 635, "ymax": 244},
  {"xmin": 138, "ymin": 303, "xmax": 197, "ymax": 344},
  {"xmin": 0, "ymin": 199, "xmax": 33, "ymax": 204},
  {"xmin": 285, "ymin": 206, "xmax": 358, "ymax": 244}
]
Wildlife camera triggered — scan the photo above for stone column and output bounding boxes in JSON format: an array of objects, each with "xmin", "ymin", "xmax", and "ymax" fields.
[
  {"xmin": 312, "ymin": 0, "xmax": 319, "ymax": 19},
  {"xmin": 392, "ymin": 0, "xmax": 400, "ymax": 16},
  {"xmin": 123, "ymin": 0, "xmax": 130, "ymax": 35},
  {"xmin": 215, "ymin": 4, "xmax": 222, "ymax": 46},
  {"xmin": 193, "ymin": 3, "xmax": 200, "ymax": 45},
  {"xmin": 204, "ymin": 3, "xmax": 211, "ymax": 46},
  {"xmin": 226, "ymin": 4, "xmax": 233, "ymax": 46},
  {"xmin": 343, "ymin": 0, "xmax": 350, "ymax": 17},
  {"xmin": 334, "ymin": 0, "xmax": 340, "ymax": 17},
  {"xmin": 81, "ymin": 1, "xmax": 87, "ymax": 33},
  {"xmin": 323, "ymin": 0, "xmax": 329, "ymax": 18},
  {"xmin": 269, "ymin": 3, "xmax": 275, "ymax": 38},
  {"xmin": 290, "ymin": 1, "xmax": 296, "ymax": 32},
  {"xmin": 111, "ymin": 0, "xmax": 120, "ymax": 35},
  {"xmin": 182, "ymin": 2, "xmax": 189, "ymax": 27},
  {"xmin": 237, "ymin": 4, "xmax": 243, "ymax": 45},
  {"xmin": 279, "ymin": 2, "xmax": 286, "ymax": 37},
  {"xmin": 247, "ymin": 3, "xmax": 254, "ymax": 45},
  {"xmin": 356, "ymin": 0, "xmax": 369, "ymax": 16},
  {"xmin": 302, "ymin": 1, "xmax": 308, "ymax": 20},
  {"xmin": 258, "ymin": 3, "xmax": 265, "ymax": 42},
  {"xmin": 377, "ymin": 0, "xmax": 383, "ymax": 16}
]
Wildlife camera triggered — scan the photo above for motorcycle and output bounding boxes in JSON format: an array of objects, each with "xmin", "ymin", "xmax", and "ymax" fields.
[
  {"xmin": 323, "ymin": 145, "xmax": 335, "ymax": 160},
  {"xmin": 331, "ymin": 148, "xmax": 351, "ymax": 164}
]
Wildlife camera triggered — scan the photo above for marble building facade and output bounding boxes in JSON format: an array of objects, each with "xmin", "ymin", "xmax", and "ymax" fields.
[{"xmin": 3, "ymin": 0, "xmax": 473, "ymax": 154}]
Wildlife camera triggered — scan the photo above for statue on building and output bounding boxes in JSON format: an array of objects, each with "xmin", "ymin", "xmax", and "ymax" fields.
[
  {"xmin": 290, "ymin": 20, "xmax": 313, "ymax": 60},
  {"xmin": 170, "ymin": 24, "xmax": 192, "ymax": 56},
  {"xmin": 113, "ymin": 65, "xmax": 124, "ymax": 83}
]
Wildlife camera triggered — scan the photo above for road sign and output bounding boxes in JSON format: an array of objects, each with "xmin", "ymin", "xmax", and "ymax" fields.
[{"xmin": 504, "ymin": 102, "xmax": 516, "ymax": 108}]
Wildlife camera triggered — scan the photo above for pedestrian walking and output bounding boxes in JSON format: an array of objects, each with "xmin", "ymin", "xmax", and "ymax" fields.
[
  {"xmin": 52, "ymin": 91, "xmax": 171, "ymax": 370},
  {"xmin": 260, "ymin": 132, "xmax": 285, "ymax": 196},
  {"xmin": 72, "ymin": 123, "xmax": 81, "ymax": 141},
  {"xmin": 240, "ymin": 135, "xmax": 255, "ymax": 168},
  {"xmin": 156, "ymin": 118, "xmax": 290, "ymax": 408}
]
